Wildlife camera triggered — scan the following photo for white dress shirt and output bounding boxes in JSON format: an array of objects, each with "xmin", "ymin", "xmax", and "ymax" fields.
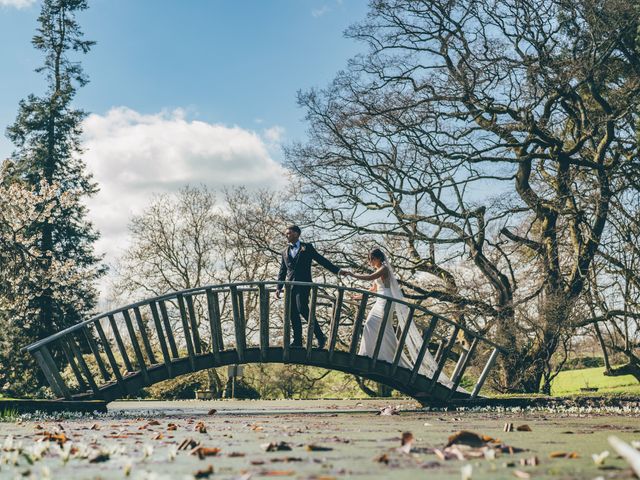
[{"xmin": 289, "ymin": 240, "xmax": 301, "ymax": 258}]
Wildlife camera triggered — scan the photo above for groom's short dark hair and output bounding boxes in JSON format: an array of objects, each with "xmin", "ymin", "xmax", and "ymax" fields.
[{"xmin": 287, "ymin": 225, "xmax": 301, "ymax": 235}]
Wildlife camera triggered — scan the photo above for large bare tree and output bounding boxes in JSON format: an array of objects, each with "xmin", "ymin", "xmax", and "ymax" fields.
[{"xmin": 286, "ymin": 0, "xmax": 640, "ymax": 392}]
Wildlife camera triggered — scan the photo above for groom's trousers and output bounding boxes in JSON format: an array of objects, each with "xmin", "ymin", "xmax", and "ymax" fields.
[{"xmin": 290, "ymin": 286, "xmax": 326, "ymax": 346}]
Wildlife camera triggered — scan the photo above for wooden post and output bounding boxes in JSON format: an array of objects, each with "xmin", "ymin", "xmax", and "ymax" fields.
[
  {"xmin": 230, "ymin": 286, "xmax": 246, "ymax": 362},
  {"xmin": 83, "ymin": 326, "xmax": 111, "ymax": 381},
  {"xmin": 427, "ymin": 325, "xmax": 460, "ymax": 393},
  {"xmin": 149, "ymin": 301, "xmax": 173, "ymax": 377},
  {"xmin": 158, "ymin": 300, "xmax": 179, "ymax": 358},
  {"xmin": 206, "ymin": 289, "xmax": 223, "ymax": 363},
  {"xmin": 371, "ymin": 299, "xmax": 394, "ymax": 371},
  {"xmin": 33, "ymin": 348, "xmax": 70, "ymax": 400},
  {"xmin": 408, "ymin": 316, "xmax": 439, "ymax": 385},
  {"xmin": 185, "ymin": 294, "xmax": 202, "ymax": 354},
  {"xmin": 67, "ymin": 335, "xmax": 100, "ymax": 397},
  {"xmin": 282, "ymin": 284, "xmax": 292, "ymax": 362},
  {"xmin": 108, "ymin": 314, "xmax": 133, "ymax": 372},
  {"xmin": 133, "ymin": 306, "xmax": 157, "ymax": 364},
  {"xmin": 305, "ymin": 287, "xmax": 319, "ymax": 360},
  {"xmin": 177, "ymin": 294, "xmax": 196, "ymax": 371},
  {"xmin": 471, "ymin": 348, "xmax": 499, "ymax": 399},
  {"xmin": 41, "ymin": 346, "xmax": 72, "ymax": 400},
  {"xmin": 327, "ymin": 289, "xmax": 344, "ymax": 362},
  {"xmin": 259, "ymin": 285, "xmax": 270, "ymax": 361},
  {"xmin": 122, "ymin": 309, "xmax": 150, "ymax": 383},
  {"xmin": 348, "ymin": 293, "xmax": 369, "ymax": 365},
  {"xmin": 446, "ymin": 337, "xmax": 479, "ymax": 400},
  {"xmin": 60, "ymin": 337, "xmax": 87, "ymax": 391},
  {"xmin": 390, "ymin": 307, "xmax": 415, "ymax": 376},
  {"xmin": 94, "ymin": 320, "xmax": 127, "ymax": 396}
]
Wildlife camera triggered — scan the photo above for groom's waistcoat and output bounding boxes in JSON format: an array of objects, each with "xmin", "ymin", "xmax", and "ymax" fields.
[{"xmin": 277, "ymin": 242, "xmax": 339, "ymax": 287}]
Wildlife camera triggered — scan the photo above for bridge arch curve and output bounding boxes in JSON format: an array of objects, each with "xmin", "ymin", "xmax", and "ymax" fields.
[{"xmin": 24, "ymin": 281, "xmax": 504, "ymax": 405}]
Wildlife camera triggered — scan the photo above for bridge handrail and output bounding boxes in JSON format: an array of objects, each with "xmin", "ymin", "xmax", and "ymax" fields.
[{"xmin": 22, "ymin": 280, "xmax": 507, "ymax": 354}]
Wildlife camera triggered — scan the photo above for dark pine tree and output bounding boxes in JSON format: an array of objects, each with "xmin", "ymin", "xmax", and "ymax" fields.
[{"xmin": 0, "ymin": 0, "xmax": 104, "ymax": 396}]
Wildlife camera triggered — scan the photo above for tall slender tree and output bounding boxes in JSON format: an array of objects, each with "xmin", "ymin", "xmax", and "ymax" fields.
[{"xmin": 0, "ymin": 0, "xmax": 103, "ymax": 396}]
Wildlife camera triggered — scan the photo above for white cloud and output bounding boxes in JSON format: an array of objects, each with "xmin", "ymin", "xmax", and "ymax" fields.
[
  {"xmin": 82, "ymin": 107, "xmax": 287, "ymax": 271},
  {"xmin": 312, "ymin": 5, "xmax": 330, "ymax": 17},
  {"xmin": 263, "ymin": 125, "xmax": 285, "ymax": 144},
  {"xmin": 0, "ymin": 0, "xmax": 37, "ymax": 8}
]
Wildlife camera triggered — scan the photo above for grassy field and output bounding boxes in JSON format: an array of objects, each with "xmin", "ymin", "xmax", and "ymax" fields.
[{"xmin": 550, "ymin": 366, "xmax": 640, "ymax": 396}]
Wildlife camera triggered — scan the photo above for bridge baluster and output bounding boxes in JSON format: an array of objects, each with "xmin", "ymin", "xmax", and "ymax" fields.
[
  {"xmin": 282, "ymin": 284, "xmax": 292, "ymax": 362},
  {"xmin": 133, "ymin": 306, "xmax": 157, "ymax": 364},
  {"xmin": 185, "ymin": 295, "xmax": 202, "ymax": 354},
  {"xmin": 426, "ymin": 325, "xmax": 460, "ymax": 394},
  {"xmin": 177, "ymin": 294, "xmax": 197, "ymax": 371},
  {"xmin": 158, "ymin": 300, "xmax": 179, "ymax": 358},
  {"xmin": 371, "ymin": 299, "xmax": 394, "ymax": 371},
  {"xmin": 67, "ymin": 334, "xmax": 101, "ymax": 397},
  {"xmin": 348, "ymin": 293, "xmax": 369, "ymax": 366},
  {"xmin": 206, "ymin": 289, "xmax": 223, "ymax": 363},
  {"xmin": 230, "ymin": 286, "xmax": 246, "ymax": 362},
  {"xmin": 122, "ymin": 309, "xmax": 150, "ymax": 383},
  {"xmin": 470, "ymin": 347, "xmax": 499, "ymax": 399},
  {"xmin": 446, "ymin": 337, "xmax": 479, "ymax": 400},
  {"xmin": 409, "ymin": 315, "xmax": 439, "ymax": 385},
  {"xmin": 108, "ymin": 314, "xmax": 133, "ymax": 372},
  {"xmin": 327, "ymin": 289, "xmax": 344, "ymax": 362},
  {"xmin": 305, "ymin": 287, "xmax": 319, "ymax": 359},
  {"xmin": 34, "ymin": 346, "xmax": 72, "ymax": 400},
  {"xmin": 83, "ymin": 326, "xmax": 111, "ymax": 381},
  {"xmin": 149, "ymin": 301, "xmax": 173, "ymax": 377},
  {"xmin": 390, "ymin": 307, "xmax": 415, "ymax": 376},
  {"xmin": 60, "ymin": 337, "xmax": 87, "ymax": 391},
  {"xmin": 258, "ymin": 285, "xmax": 269, "ymax": 361},
  {"xmin": 94, "ymin": 320, "xmax": 128, "ymax": 395}
]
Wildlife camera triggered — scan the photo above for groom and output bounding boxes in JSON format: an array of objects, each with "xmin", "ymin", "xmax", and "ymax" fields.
[{"xmin": 276, "ymin": 225, "xmax": 345, "ymax": 348}]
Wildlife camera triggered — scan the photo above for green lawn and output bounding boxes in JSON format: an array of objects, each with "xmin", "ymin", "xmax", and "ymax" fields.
[{"xmin": 550, "ymin": 366, "xmax": 640, "ymax": 396}]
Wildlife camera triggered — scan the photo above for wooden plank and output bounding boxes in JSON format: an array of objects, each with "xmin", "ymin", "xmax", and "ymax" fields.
[
  {"xmin": 305, "ymin": 287, "xmax": 319, "ymax": 360},
  {"xmin": 434, "ymin": 339, "xmax": 447, "ymax": 364},
  {"xmin": 348, "ymin": 293, "xmax": 369, "ymax": 365},
  {"xmin": 327, "ymin": 289, "xmax": 344, "ymax": 362},
  {"xmin": 206, "ymin": 289, "xmax": 223, "ymax": 363},
  {"xmin": 158, "ymin": 300, "xmax": 179, "ymax": 358},
  {"xmin": 185, "ymin": 294, "xmax": 202, "ymax": 354},
  {"xmin": 471, "ymin": 348, "xmax": 499, "ymax": 399},
  {"xmin": 426, "ymin": 325, "xmax": 460, "ymax": 393},
  {"xmin": 67, "ymin": 335, "xmax": 100, "ymax": 397},
  {"xmin": 149, "ymin": 301, "xmax": 172, "ymax": 377},
  {"xmin": 60, "ymin": 337, "xmax": 87, "ymax": 391},
  {"xmin": 446, "ymin": 337, "xmax": 479, "ymax": 400},
  {"xmin": 371, "ymin": 299, "xmax": 394, "ymax": 371},
  {"xmin": 390, "ymin": 307, "xmax": 415, "ymax": 376},
  {"xmin": 133, "ymin": 306, "xmax": 157, "ymax": 364},
  {"xmin": 40, "ymin": 346, "xmax": 72, "ymax": 400},
  {"xmin": 122, "ymin": 309, "xmax": 150, "ymax": 383},
  {"xmin": 33, "ymin": 349, "xmax": 67, "ymax": 399},
  {"xmin": 282, "ymin": 284, "xmax": 292, "ymax": 362},
  {"xmin": 230, "ymin": 286, "xmax": 246, "ymax": 362},
  {"xmin": 83, "ymin": 326, "xmax": 111, "ymax": 381},
  {"xmin": 108, "ymin": 314, "xmax": 133, "ymax": 372},
  {"xmin": 94, "ymin": 320, "xmax": 127, "ymax": 396},
  {"xmin": 408, "ymin": 316, "xmax": 439, "ymax": 385},
  {"xmin": 177, "ymin": 294, "xmax": 196, "ymax": 371},
  {"xmin": 258, "ymin": 285, "xmax": 270, "ymax": 362}
]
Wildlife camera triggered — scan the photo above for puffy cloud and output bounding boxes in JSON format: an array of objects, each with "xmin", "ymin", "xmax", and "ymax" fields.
[
  {"xmin": 0, "ymin": 0, "xmax": 37, "ymax": 8},
  {"xmin": 82, "ymin": 107, "xmax": 287, "ymax": 268}
]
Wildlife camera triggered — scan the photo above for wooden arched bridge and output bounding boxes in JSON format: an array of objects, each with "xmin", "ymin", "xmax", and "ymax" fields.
[{"xmin": 24, "ymin": 281, "xmax": 504, "ymax": 405}]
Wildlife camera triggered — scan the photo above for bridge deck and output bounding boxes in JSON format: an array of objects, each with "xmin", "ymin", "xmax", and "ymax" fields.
[{"xmin": 23, "ymin": 281, "xmax": 504, "ymax": 405}]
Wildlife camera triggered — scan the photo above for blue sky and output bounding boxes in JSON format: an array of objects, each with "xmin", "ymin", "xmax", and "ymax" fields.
[{"xmin": 0, "ymin": 0, "xmax": 370, "ymax": 272}]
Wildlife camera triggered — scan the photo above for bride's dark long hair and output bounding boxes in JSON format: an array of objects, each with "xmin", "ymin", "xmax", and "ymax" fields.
[{"xmin": 368, "ymin": 248, "xmax": 386, "ymax": 263}]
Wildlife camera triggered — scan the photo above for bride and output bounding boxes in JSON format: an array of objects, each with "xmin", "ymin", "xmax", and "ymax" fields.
[{"xmin": 345, "ymin": 248, "xmax": 455, "ymax": 386}]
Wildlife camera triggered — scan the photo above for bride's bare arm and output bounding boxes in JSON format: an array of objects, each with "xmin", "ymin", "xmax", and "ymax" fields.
[{"xmin": 348, "ymin": 266, "xmax": 387, "ymax": 281}]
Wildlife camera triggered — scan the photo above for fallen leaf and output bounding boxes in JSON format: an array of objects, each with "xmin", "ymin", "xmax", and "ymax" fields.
[
  {"xmin": 447, "ymin": 431, "xmax": 498, "ymax": 448},
  {"xmin": 374, "ymin": 453, "xmax": 390, "ymax": 464},
  {"xmin": 262, "ymin": 442, "xmax": 292, "ymax": 452},
  {"xmin": 512, "ymin": 470, "xmax": 531, "ymax": 479},
  {"xmin": 305, "ymin": 444, "xmax": 333, "ymax": 452},
  {"xmin": 167, "ymin": 423, "xmax": 177, "ymax": 431},
  {"xmin": 191, "ymin": 446, "xmax": 221, "ymax": 459},
  {"xmin": 207, "ymin": 409, "xmax": 217, "ymax": 415},
  {"xmin": 90, "ymin": 424, "xmax": 100, "ymax": 431},
  {"xmin": 88, "ymin": 451, "xmax": 110, "ymax": 463},
  {"xmin": 193, "ymin": 465, "xmax": 214, "ymax": 479},
  {"xmin": 195, "ymin": 421, "xmax": 207, "ymax": 434},
  {"xmin": 549, "ymin": 451, "xmax": 579, "ymax": 459},
  {"xmin": 516, "ymin": 425, "xmax": 532, "ymax": 432},
  {"xmin": 258, "ymin": 470, "xmax": 295, "ymax": 477}
]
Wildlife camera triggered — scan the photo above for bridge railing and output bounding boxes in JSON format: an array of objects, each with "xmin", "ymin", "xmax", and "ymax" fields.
[{"xmin": 23, "ymin": 281, "xmax": 505, "ymax": 402}]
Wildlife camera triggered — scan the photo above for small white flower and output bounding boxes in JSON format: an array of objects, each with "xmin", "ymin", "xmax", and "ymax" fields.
[
  {"xmin": 142, "ymin": 444, "xmax": 154, "ymax": 460},
  {"xmin": 123, "ymin": 460, "xmax": 133, "ymax": 476},
  {"xmin": 592, "ymin": 451, "xmax": 609, "ymax": 465},
  {"xmin": 461, "ymin": 464, "xmax": 473, "ymax": 480},
  {"xmin": 483, "ymin": 448, "xmax": 496, "ymax": 460},
  {"xmin": 41, "ymin": 466, "xmax": 52, "ymax": 479},
  {"xmin": 167, "ymin": 446, "xmax": 178, "ymax": 462}
]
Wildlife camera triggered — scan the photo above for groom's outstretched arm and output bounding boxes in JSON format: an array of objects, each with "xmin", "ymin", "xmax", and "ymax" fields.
[{"xmin": 308, "ymin": 243, "xmax": 340, "ymax": 275}]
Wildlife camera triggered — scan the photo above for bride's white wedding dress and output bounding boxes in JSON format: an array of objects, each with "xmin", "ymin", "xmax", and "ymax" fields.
[{"xmin": 357, "ymin": 262, "xmax": 458, "ymax": 389}]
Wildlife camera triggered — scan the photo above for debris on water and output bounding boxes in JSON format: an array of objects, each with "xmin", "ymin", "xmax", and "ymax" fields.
[{"xmin": 262, "ymin": 441, "xmax": 292, "ymax": 452}]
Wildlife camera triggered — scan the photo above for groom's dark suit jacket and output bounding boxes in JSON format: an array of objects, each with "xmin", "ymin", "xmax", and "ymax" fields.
[{"xmin": 277, "ymin": 242, "xmax": 340, "ymax": 289}]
